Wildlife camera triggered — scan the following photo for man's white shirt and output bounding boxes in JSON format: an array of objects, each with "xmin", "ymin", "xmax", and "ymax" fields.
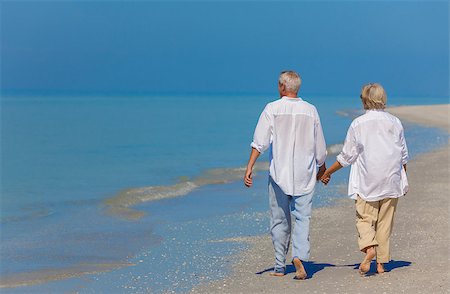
[
  {"xmin": 337, "ymin": 109, "xmax": 409, "ymax": 201},
  {"xmin": 251, "ymin": 96, "xmax": 327, "ymax": 196}
]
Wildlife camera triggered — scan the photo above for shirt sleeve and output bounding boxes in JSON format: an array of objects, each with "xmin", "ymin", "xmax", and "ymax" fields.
[
  {"xmin": 400, "ymin": 125, "xmax": 409, "ymax": 165},
  {"xmin": 314, "ymin": 109, "xmax": 327, "ymax": 167},
  {"xmin": 250, "ymin": 105, "xmax": 273, "ymax": 153},
  {"xmin": 336, "ymin": 125, "xmax": 363, "ymax": 167}
]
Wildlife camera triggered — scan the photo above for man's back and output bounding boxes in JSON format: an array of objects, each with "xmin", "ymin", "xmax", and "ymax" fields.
[
  {"xmin": 251, "ymin": 96, "xmax": 327, "ymax": 196},
  {"xmin": 244, "ymin": 70, "xmax": 324, "ymax": 278}
]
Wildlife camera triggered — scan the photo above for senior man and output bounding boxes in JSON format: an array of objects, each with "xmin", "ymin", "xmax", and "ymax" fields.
[{"xmin": 244, "ymin": 71, "xmax": 327, "ymax": 279}]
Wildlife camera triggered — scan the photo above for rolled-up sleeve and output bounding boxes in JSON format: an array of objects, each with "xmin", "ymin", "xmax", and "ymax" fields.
[
  {"xmin": 400, "ymin": 127, "xmax": 409, "ymax": 165},
  {"xmin": 250, "ymin": 105, "xmax": 273, "ymax": 153},
  {"xmin": 314, "ymin": 110, "xmax": 327, "ymax": 167},
  {"xmin": 336, "ymin": 126, "xmax": 362, "ymax": 167}
]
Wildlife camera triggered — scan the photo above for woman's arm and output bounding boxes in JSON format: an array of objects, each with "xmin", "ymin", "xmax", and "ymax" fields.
[{"xmin": 320, "ymin": 161, "xmax": 343, "ymax": 185}]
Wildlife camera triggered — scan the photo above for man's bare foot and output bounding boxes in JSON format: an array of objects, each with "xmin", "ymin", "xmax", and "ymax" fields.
[
  {"xmin": 292, "ymin": 258, "xmax": 307, "ymax": 280},
  {"xmin": 359, "ymin": 246, "xmax": 375, "ymax": 275},
  {"xmin": 269, "ymin": 267, "xmax": 285, "ymax": 276},
  {"xmin": 377, "ymin": 263, "xmax": 385, "ymax": 274}
]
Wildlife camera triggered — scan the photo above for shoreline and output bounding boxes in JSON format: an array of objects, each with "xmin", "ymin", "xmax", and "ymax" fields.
[
  {"xmin": 192, "ymin": 104, "xmax": 449, "ymax": 293},
  {"xmin": 1, "ymin": 104, "xmax": 447, "ymax": 292}
]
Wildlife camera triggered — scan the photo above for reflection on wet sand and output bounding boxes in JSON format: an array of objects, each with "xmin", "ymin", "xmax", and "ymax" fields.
[{"xmin": 0, "ymin": 262, "xmax": 135, "ymax": 289}]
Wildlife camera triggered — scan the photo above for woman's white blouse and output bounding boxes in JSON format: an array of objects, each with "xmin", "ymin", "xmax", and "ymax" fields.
[
  {"xmin": 337, "ymin": 110, "xmax": 409, "ymax": 201},
  {"xmin": 251, "ymin": 96, "xmax": 327, "ymax": 196}
]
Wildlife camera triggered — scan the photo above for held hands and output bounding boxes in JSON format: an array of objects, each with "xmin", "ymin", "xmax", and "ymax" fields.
[
  {"xmin": 317, "ymin": 164, "xmax": 332, "ymax": 186},
  {"xmin": 319, "ymin": 161, "xmax": 342, "ymax": 186},
  {"xmin": 320, "ymin": 171, "xmax": 331, "ymax": 185}
]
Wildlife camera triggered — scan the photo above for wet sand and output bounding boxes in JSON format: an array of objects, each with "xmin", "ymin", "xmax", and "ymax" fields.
[
  {"xmin": 193, "ymin": 104, "xmax": 449, "ymax": 293},
  {"xmin": 0, "ymin": 262, "xmax": 135, "ymax": 289}
]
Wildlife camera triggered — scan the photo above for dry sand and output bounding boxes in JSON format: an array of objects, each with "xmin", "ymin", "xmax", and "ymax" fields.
[
  {"xmin": 192, "ymin": 104, "xmax": 450, "ymax": 294},
  {"xmin": 388, "ymin": 104, "xmax": 449, "ymax": 132}
]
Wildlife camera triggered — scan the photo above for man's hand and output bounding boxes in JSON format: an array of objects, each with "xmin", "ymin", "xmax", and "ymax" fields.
[
  {"xmin": 244, "ymin": 168, "xmax": 253, "ymax": 187},
  {"xmin": 320, "ymin": 172, "xmax": 331, "ymax": 185},
  {"xmin": 244, "ymin": 148, "xmax": 261, "ymax": 188},
  {"xmin": 316, "ymin": 164, "xmax": 326, "ymax": 181}
]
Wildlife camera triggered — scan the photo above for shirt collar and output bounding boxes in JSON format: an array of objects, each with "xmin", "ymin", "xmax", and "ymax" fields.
[
  {"xmin": 282, "ymin": 96, "xmax": 302, "ymax": 101},
  {"xmin": 365, "ymin": 109, "xmax": 386, "ymax": 113}
]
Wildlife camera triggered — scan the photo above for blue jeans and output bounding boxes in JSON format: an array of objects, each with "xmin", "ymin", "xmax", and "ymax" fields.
[{"xmin": 268, "ymin": 176, "xmax": 313, "ymax": 270}]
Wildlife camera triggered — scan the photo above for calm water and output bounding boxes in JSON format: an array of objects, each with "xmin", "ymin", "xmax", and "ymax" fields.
[{"xmin": 1, "ymin": 94, "xmax": 448, "ymax": 292}]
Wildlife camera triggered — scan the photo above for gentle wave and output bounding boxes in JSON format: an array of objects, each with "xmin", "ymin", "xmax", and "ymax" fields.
[
  {"xmin": 327, "ymin": 143, "xmax": 343, "ymax": 155},
  {"xmin": 103, "ymin": 162, "xmax": 269, "ymax": 220},
  {"xmin": 104, "ymin": 144, "xmax": 343, "ymax": 221}
]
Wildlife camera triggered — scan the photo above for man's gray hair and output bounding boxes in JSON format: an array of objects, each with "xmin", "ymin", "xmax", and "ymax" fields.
[{"xmin": 279, "ymin": 71, "xmax": 302, "ymax": 93}]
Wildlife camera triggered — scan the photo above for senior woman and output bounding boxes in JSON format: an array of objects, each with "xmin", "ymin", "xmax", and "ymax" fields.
[{"xmin": 321, "ymin": 83, "xmax": 409, "ymax": 275}]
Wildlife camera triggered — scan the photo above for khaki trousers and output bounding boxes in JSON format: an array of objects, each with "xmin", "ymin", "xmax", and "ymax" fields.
[{"xmin": 355, "ymin": 195, "xmax": 398, "ymax": 263}]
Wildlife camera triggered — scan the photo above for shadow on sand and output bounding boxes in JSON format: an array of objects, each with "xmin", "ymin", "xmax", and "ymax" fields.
[
  {"xmin": 256, "ymin": 261, "xmax": 335, "ymax": 279},
  {"xmin": 256, "ymin": 260, "xmax": 411, "ymax": 279},
  {"xmin": 351, "ymin": 259, "xmax": 412, "ymax": 274}
]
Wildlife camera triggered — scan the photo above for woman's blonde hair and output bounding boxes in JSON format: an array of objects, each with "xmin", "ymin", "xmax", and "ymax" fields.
[{"xmin": 360, "ymin": 83, "xmax": 387, "ymax": 110}]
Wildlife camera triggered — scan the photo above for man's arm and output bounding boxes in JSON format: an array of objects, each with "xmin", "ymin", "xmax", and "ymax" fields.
[
  {"xmin": 245, "ymin": 104, "xmax": 272, "ymax": 188},
  {"xmin": 244, "ymin": 148, "xmax": 261, "ymax": 187}
]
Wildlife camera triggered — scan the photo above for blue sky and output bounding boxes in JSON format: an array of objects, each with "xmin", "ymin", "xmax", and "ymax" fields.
[{"xmin": 1, "ymin": 1, "xmax": 448, "ymax": 97}]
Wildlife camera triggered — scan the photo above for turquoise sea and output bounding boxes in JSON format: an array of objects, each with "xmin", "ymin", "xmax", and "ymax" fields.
[{"xmin": 1, "ymin": 93, "xmax": 448, "ymax": 293}]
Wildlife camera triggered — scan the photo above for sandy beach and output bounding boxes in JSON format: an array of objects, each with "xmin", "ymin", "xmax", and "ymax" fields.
[
  {"xmin": 389, "ymin": 104, "xmax": 449, "ymax": 132},
  {"xmin": 193, "ymin": 104, "xmax": 450, "ymax": 293}
]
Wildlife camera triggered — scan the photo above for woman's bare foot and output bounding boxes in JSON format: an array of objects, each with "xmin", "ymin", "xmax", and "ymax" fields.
[
  {"xmin": 359, "ymin": 246, "xmax": 375, "ymax": 275},
  {"xmin": 377, "ymin": 263, "xmax": 385, "ymax": 274},
  {"xmin": 292, "ymin": 258, "xmax": 307, "ymax": 280}
]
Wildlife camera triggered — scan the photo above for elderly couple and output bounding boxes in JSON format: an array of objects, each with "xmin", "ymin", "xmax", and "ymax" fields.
[{"xmin": 244, "ymin": 71, "xmax": 408, "ymax": 279}]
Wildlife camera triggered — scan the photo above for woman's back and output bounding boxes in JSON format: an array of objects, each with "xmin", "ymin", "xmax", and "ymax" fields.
[{"xmin": 341, "ymin": 110, "xmax": 409, "ymax": 201}]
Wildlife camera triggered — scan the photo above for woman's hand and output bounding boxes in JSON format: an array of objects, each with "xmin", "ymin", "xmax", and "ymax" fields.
[{"xmin": 320, "ymin": 171, "xmax": 331, "ymax": 185}]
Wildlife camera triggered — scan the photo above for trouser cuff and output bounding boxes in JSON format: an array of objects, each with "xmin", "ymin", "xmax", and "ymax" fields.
[
  {"xmin": 358, "ymin": 242, "xmax": 378, "ymax": 252},
  {"xmin": 376, "ymin": 257, "xmax": 390, "ymax": 263}
]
